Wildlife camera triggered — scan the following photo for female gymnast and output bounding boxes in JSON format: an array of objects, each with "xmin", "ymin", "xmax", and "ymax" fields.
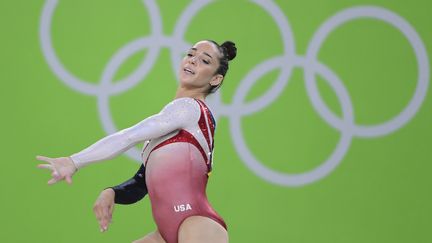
[{"xmin": 37, "ymin": 40, "xmax": 237, "ymax": 243}]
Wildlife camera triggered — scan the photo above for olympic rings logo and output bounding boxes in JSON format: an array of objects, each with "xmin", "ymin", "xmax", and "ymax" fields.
[{"xmin": 40, "ymin": 0, "xmax": 429, "ymax": 186}]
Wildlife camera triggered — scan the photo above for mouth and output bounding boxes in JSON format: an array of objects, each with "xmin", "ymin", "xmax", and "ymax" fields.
[{"xmin": 183, "ymin": 67, "xmax": 195, "ymax": 75}]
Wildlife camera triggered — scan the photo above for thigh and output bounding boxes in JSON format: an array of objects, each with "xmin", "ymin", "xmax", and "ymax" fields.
[
  {"xmin": 132, "ymin": 230, "xmax": 166, "ymax": 243},
  {"xmin": 178, "ymin": 216, "xmax": 229, "ymax": 243}
]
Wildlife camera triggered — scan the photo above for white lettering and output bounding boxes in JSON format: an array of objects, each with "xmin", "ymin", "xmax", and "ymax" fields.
[{"xmin": 173, "ymin": 203, "xmax": 192, "ymax": 212}]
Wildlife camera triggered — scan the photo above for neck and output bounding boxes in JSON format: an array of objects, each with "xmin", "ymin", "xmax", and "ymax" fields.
[{"xmin": 175, "ymin": 86, "xmax": 206, "ymax": 101}]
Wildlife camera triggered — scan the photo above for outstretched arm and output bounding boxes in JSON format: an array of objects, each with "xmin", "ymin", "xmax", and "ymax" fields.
[
  {"xmin": 70, "ymin": 98, "xmax": 200, "ymax": 169},
  {"xmin": 37, "ymin": 98, "xmax": 200, "ymax": 185}
]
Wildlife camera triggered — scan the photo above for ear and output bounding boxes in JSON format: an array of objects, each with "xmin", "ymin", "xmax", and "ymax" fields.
[{"xmin": 209, "ymin": 74, "xmax": 224, "ymax": 86}]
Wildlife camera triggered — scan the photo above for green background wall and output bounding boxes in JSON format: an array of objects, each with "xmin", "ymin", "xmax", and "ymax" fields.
[{"xmin": 1, "ymin": 0, "xmax": 431, "ymax": 242}]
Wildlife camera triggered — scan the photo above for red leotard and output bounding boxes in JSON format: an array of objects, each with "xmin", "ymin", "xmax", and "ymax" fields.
[
  {"xmin": 70, "ymin": 98, "xmax": 226, "ymax": 243},
  {"xmin": 142, "ymin": 99, "xmax": 226, "ymax": 243}
]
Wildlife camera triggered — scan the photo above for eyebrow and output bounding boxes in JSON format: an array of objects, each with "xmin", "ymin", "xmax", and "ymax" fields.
[{"xmin": 190, "ymin": 47, "xmax": 213, "ymax": 59}]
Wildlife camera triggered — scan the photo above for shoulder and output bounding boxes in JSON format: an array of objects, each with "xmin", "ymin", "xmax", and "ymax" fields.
[
  {"xmin": 159, "ymin": 98, "xmax": 201, "ymax": 125},
  {"xmin": 163, "ymin": 97, "xmax": 201, "ymax": 113},
  {"xmin": 160, "ymin": 98, "xmax": 201, "ymax": 126}
]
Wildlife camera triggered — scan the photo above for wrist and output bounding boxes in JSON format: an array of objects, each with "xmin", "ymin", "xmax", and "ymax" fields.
[
  {"xmin": 103, "ymin": 188, "xmax": 115, "ymax": 199},
  {"xmin": 68, "ymin": 156, "xmax": 79, "ymax": 171}
]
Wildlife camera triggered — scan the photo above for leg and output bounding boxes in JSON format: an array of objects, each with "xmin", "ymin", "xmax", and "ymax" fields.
[
  {"xmin": 178, "ymin": 216, "xmax": 229, "ymax": 243},
  {"xmin": 132, "ymin": 230, "xmax": 166, "ymax": 243}
]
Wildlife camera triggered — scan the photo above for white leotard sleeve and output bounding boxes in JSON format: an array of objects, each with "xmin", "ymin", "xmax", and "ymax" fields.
[{"xmin": 70, "ymin": 97, "xmax": 200, "ymax": 169}]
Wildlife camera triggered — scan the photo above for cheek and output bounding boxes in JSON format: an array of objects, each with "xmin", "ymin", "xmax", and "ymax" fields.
[{"xmin": 200, "ymin": 65, "xmax": 217, "ymax": 77}]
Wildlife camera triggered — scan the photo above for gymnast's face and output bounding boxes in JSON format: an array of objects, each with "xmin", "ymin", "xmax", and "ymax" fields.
[{"xmin": 178, "ymin": 41, "xmax": 223, "ymax": 93}]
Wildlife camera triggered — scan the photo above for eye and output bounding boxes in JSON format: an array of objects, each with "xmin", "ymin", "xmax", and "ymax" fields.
[
  {"xmin": 187, "ymin": 53, "xmax": 193, "ymax": 57},
  {"xmin": 203, "ymin": 59, "xmax": 210, "ymax": 64}
]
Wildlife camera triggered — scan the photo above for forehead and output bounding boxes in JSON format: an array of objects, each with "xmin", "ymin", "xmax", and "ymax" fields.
[{"xmin": 191, "ymin": 41, "xmax": 220, "ymax": 56}]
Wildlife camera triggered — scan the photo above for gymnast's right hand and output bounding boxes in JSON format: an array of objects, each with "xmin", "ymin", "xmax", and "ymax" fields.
[{"xmin": 36, "ymin": 155, "xmax": 77, "ymax": 185}]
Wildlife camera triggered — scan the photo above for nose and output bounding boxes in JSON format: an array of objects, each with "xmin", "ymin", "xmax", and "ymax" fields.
[{"xmin": 188, "ymin": 55, "xmax": 197, "ymax": 65}]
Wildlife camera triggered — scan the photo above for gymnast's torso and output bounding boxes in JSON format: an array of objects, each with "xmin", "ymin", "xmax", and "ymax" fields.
[
  {"xmin": 141, "ymin": 98, "xmax": 226, "ymax": 243},
  {"xmin": 71, "ymin": 97, "xmax": 226, "ymax": 243}
]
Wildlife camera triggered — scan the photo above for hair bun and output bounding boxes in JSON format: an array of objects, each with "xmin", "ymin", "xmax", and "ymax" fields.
[{"xmin": 221, "ymin": 41, "xmax": 237, "ymax": 61}]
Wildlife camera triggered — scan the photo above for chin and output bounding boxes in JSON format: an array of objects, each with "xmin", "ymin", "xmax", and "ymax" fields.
[
  {"xmin": 179, "ymin": 74, "xmax": 196, "ymax": 83},
  {"xmin": 179, "ymin": 78, "xmax": 197, "ymax": 89}
]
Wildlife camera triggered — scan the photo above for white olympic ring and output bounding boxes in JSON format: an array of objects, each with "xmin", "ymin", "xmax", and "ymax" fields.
[{"xmin": 40, "ymin": 0, "xmax": 429, "ymax": 186}]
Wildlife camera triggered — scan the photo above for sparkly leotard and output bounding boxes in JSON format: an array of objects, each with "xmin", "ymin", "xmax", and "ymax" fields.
[{"xmin": 70, "ymin": 97, "xmax": 226, "ymax": 243}]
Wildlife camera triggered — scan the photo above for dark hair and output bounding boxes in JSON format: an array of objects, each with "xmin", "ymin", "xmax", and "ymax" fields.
[{"xmin": 207, "ymin": 40, "xmax": 237, "ymax": 93}]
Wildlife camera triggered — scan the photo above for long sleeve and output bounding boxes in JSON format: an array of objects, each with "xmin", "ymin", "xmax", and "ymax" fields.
[
  {"xmin": 70, "ymin": 97, "xmax": 200, "ymax": 169},
  {"xmin": 110, "ymin": 164, "xmax": 147, "ymax": 205}
]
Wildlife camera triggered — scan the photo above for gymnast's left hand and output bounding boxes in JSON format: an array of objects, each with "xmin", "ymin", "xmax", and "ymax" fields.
[{"xmin": 36, "ymin": 155, "xmax": 77, "ymax": 185}]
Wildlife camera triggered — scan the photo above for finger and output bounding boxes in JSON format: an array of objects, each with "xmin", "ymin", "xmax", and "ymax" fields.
[
  {"xmin": 100, "ymin": 219, "xmax": 108, "ymax": 229},
  {"xmin": 98, "ymin": 217, "xmax": 107, "ymax": 232},
  {"xmin": 37, "ymin": 164, "xmax": 53, "ymax": 170},
  {"xmin": 100, "ymin": 211, "xmax": 110, "ymax": 226},
  {"xmin": 65, "ymin": 175, "xmax": 73, "ymax": 185},
  {"xmin": 94, "ymin": 202, "xmax": 103, "ymax": 212},
  {"xmin": 47, "ymin": 178, "xmax": 57, "ymax": 185},
  {"xmin": 94, "ymin": 208, "xmax": 104, "ymax": 222},
  {"xmin": 36, "ymin": 155, "xmax": 53, "ymax": 163},
  {"xmin": 100, "ymin": 220, "xmax": 109, "ymax": 232},
  {"xmin": 102, "ymin": 206, "xmax": 110, "ymax": 220},
  {"xmin": 97, "ymin": 216, "xmax": 104, "ymax": 226},
  {"xmin": 47, "ymin": 177, "xmax": 61, "ymax": 185}
]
